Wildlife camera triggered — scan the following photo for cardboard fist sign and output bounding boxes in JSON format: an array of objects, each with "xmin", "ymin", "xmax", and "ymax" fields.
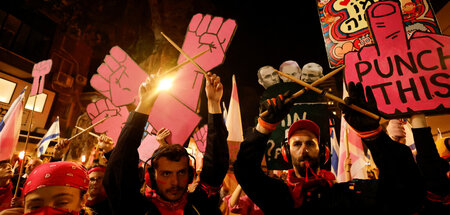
[
  {"xmin": 344, "ymin": 1, "xmax": 450, "ymax": 118},
  {"xmin": 90, "ymin": 46, "xmax": 148, "ymax": 107}
]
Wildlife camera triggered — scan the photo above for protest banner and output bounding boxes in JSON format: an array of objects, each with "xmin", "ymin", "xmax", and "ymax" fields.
[
  {"xmin": 317, "ymin": 0, "xmax": 440, "ymax": 68},
  {"xmin": 344, "ymin": 1, "xmax": 450, "ymax": 118}
]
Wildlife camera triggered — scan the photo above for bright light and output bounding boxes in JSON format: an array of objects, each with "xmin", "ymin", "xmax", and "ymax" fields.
[
  {"xmin": 157, "ymin": 77, "xmax": 174, "ymax": 91},
  {"xmin": 18, "ymin": 151, "xmax": 25, "ymax": 159},
  {"xmin": 81, "ymin": 155, "xmax": 86, "ymax": 163}
]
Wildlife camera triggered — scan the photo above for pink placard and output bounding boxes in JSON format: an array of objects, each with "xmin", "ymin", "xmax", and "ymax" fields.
[
  {"xmin": 86, "ymin": 98, "xmax": 129, "ymax": 144},
  {"xmin": 193, "ymin": 124, "xmax": 207, "ymax": 153},
  {"xmin": 148, "ymin": 92, "xmax": 202, "ymax": 145},
  {"xmin": 138, "ymin": 123, "xmax": 160, "ymax": 162},
  {"xmin": 344, "ymin": 1, "xmax": 450, "ymax": 117},
  {"xmin": 169, "ymin": 13, "xmax": 237, "ymax": 111},
  {"xmin": 90, "ymin": 46, "xmax": 148, "ymax": 107},
  {"xmin": 30, "ymin": 59, "xmax": 52, "ymax": 96}
]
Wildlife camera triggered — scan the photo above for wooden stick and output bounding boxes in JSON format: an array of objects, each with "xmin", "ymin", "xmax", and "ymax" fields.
[
  {"xmin": 68, "ymin": 117, "xmax": 108, "ymax": 141},
  {"xmin": 14, "ymin": 87, "xmax": 34, "ymax": 197},
  {"xmin": 260, "ymin": 65, "xmax": 345, "ymax": 117},
  {"xmin": 161, "ymin": 32, "xmax": 208, "ymax": 76},
  {"xmin": 75, "ymin": 126, "xmax": 100, "ymax": 138},
  {"xmin": 275, "ymin": 70, "xmax": 381, "ymax": 120},
  {"xmin": 161, "ymin": 49, "xmax": 209, "ymax": 76}
]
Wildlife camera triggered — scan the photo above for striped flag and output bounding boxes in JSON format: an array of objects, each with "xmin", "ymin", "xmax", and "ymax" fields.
[
  {"xmin": 336, "ymin": 83, "xmax": 370, "ymax": 182},
  {"xmin": 225, "ymin": 75, "xmax": 243, "ymax": 142},
  {"xmin": 330, "ymin": 122, "xmax": 340, "ymax": 177},
  {"xmin": 36, "ymin": 117, "xmax": 60, "ymax": 157},
  {"xmin": 0, "ymin": 88, "xmax": 26, "ymax": 161}
]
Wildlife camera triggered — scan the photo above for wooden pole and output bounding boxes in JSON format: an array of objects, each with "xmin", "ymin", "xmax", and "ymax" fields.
[
  {"xmin": 68, "ymin": 117, "xmax": 108, "ymax": 141},
  {"xmin": 161, "ymin": 49, "xmax": 209, "ymax": 76},
  {"xmin": 161, "ymin": 32, "xmax": 208, "ymax": 76},
  {"xmin": 275, "ymin": 70, "xmax": 381, "ymax": 120},
  {"xmin": 75, "ymin": 126, "xmax": 100, "ymax": 138},
  {"xmin": 14, "ymin": 91, "xmax": 37, "ymax": 197},
  {"xmin": 260, "ymin": 65, "xmax": 345, "ymax": 117}
]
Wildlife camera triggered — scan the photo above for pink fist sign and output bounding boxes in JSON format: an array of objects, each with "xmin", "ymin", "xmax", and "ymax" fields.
[
  {"xmin": 193, "ymin": 124, "xmax": 207, "ymax": 153},
  {"xmin": 90, "ymin": 46, "xmax": 148, "ymax": 107},
  {"xmin": 344, "ymin": 1, "xmax": 450, "ymax": 117},
  {"xmin": 86, "ymin": 98, "xmax": 129, "ymax": 143},
  {"xmin": 30, "ymin": 59, "xmax": 52, "ymax": 96},
  {"xmin": 170, "ymin": 14, "xmax": 237, "ymax": 110},
  {"xmin": 148, "ymin": 92, "xmax": 202, "ymax": 145}
]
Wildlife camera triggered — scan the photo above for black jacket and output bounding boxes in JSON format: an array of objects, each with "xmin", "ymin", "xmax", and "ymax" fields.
[
  {"xmin": 103, "ymin": 111, "xmax": 228, "ymax": 215},
  {"xmin": 413, "ymin": 127, "xmax": 450, "ymax": 214},
  {"xmin": 234, "ymin": 127, "xmax": 424, "ymax": 214}
]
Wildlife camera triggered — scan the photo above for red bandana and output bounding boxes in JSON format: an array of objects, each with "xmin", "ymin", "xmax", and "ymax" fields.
[
  {"xmin": 286, "ymin": 168, "xmax": 335, "ymax": 208},
  {"xmin": 23, "ymin": 161, "xmax": 89, "ymax": 197},
  {"xmin": 146, "ymin": 188, "xmax": 188, "ymax": 215},
  {"xmin": 87, "ymin": 166, "xmax": 105, "ymax": 175}
]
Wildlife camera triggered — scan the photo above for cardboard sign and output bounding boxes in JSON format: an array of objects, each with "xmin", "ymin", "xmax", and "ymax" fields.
[
  {"xmin": 147, "ymin": 14, "xmax": 237, "ymax": 147},
  {"xmin": 138, "ymin": 122, "xmax": 159, "ymax": 163},
  {"xmin": 193, "ymin": 124, "xmax": 207, "ymax": 153},
  {"xmin": 317, "ymin": 0, "xmax": 440, "ymax": 68},
  {"xmin": 30, "ymin": 59, "xmax": 52, "ymax": 96},
  {"xmin": 86, "ymin": 98, "xmax": 129, "ymax": 143},
  {"xmin": 344, "ymin": 1, "xmax": 450, "ymax": 117},
  {"xmin": 169, "ymin": 13, "xmax": 237, "ymax": 110},
  {"xmin": 260, "ymin": 83, "xmax": 330, "ymax": 170},
  {"xmin": 90, "ymin": 46, "xmax": 148, "ymax": 107},
  {"xmin": 148, "ymin": 92, "xmax": 202, "ymax": 145}
]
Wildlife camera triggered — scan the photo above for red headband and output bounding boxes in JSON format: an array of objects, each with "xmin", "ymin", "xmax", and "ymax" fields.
[
  {"xmin": 88, "ymin": 166, "xmax": 106, "ymax": 175},
  {"xmin": 23, "ymin": 161, "xmax": 89, "ymax": 197}
]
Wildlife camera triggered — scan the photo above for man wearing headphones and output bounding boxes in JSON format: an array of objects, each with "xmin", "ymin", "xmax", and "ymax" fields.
[
  {"xmin": 234, "ymin": 82, "xmax": 424, "ymax": 214},
  {"xmin": 103, "ymin": 72, "xmax": 228, "ymax": 215}
]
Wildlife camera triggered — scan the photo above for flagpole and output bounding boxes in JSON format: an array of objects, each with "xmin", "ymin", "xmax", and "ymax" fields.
[{"xmin": 14, "ymin": 91, "xmax": 37, "ymax": 197}]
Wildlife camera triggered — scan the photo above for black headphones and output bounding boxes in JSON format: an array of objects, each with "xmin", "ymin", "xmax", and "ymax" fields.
[
  {"xmin": 281, "ymin": 138, "xmax": 330, "ymax": 168},
  {"xmin": 144, "ymin": 145, "xmax": 196, "ymax": 190}
]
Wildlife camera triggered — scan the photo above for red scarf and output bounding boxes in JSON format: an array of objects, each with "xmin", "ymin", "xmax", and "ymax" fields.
[
  {"xmin": 146, "ymin": 188, "xmax": 188, "ymax": 215},
  {"xmin": 0, "ymin": 181, "xmax": 13, "ymax": 211},
  {"xmin": 286, "ymin": 168, "xmax": 335, "ymax": 208}
]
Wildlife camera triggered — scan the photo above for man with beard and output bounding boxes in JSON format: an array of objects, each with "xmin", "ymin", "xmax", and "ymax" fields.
[
  {"xmin": 234, "ymin": 82, "xmax": 424, "ymax": 214},
  {"xmin": 87, "ymin": 165, "xmax": 111, "ymax": 215},
  {"xmin": 104, "ymin": 72, "xmax": 228, "ymax": 214}
]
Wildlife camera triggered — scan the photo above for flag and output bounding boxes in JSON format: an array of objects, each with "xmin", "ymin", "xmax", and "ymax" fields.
[
  {"xmin": 36, "ymin": 117, "xmax": 60, "ymax": 157},
  {"xmin": 0, "ymin": 88, "xmax": 26, "ymax": 161},
  {"xmin": 330, "ymin": 122, "xmax": 339, "ymax": 177},
  {"xmin": 222, "ymin": 101, "xmax": 228, "ymax": 123},
  {"xmin": 225, "ymin": 75, "xmax": 243, "ymax": 142},
  {"xmin": 336, "ymin": 83, "xmax": 370, "ymax": 182}
]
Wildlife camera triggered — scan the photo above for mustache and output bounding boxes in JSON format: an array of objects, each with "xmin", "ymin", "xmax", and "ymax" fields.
[{"xmin": 167, "ymin": 186, "xmax": 184, "ymax": 192}]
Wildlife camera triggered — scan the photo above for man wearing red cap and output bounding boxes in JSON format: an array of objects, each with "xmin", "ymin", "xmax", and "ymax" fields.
[
  {"xmin": 86, "ymin": 165, "xmax": 111, "ymax": 215},
  {"xmin": 234, "ymin": 82, "xmax": 424, "ymax": 214}
]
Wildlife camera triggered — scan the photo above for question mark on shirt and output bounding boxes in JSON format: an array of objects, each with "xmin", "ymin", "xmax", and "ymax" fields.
[{"xmin": 267, "ymin": 139, "xmax": 275, "ymax": 161}]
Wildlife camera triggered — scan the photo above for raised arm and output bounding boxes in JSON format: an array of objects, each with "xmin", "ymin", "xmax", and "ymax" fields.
[
  {"xmin": 234, "ymin": 93, "xmax": 295, "ymax": 214},
  {"xmin": 199, "ymin": 72, "xmax": 229, "ymax": 188},
  {"xmin": 340, "ymin": 82, "xmax": 424, "ymax": 213},
  {"xmin": 103, "ymin": 77, "xmax": 158, "ymax": 215},
  {"xmin": 410, "ymin": 114, "xmax": 449, "ymax": 208}
]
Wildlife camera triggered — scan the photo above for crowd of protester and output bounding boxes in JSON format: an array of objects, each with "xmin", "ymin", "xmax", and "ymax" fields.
[{"xmin": 0, "ymin": 71, "xmax": 448, "ymax": 214}]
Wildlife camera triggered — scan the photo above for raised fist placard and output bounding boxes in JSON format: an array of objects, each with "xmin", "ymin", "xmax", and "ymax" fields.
[
  {"xmin": 30, "ymin": 59, "xmax": 52, "ymax": 96},
  {"xmin": 90, "ymin": 46, "xmax": 148, "ymax": 107},
  {"xmin": 344, "ymin": 1, "xmax": 450, "ymax": 117}
]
